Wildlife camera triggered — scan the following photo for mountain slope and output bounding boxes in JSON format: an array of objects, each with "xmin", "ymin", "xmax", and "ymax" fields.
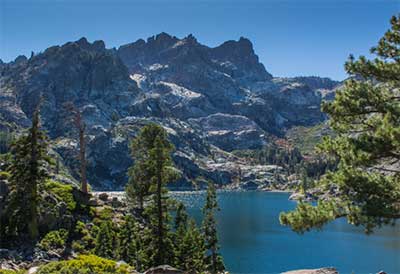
[{"xmin": 0, "ymin": 34, "xmax": 340, "ymax": 189}]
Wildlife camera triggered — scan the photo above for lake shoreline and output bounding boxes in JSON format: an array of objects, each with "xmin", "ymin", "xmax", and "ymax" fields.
[{"xmin": 93, "ymin": 188, "xmax": 294, "ymax": 195}]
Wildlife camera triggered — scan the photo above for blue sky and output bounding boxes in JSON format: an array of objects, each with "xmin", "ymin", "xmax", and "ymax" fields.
[{"xmin": 0, "ymin": 0, "xmax": 398, "ymax": 80}]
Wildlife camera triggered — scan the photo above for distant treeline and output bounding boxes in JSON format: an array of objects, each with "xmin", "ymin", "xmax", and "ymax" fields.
[{"xmin": 233, "ymin": 143, "xmax": 337, "ymax": 179}]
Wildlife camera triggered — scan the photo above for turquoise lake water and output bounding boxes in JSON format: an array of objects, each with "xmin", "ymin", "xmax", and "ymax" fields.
[{"xmin": 172, "ymin": 191, "xmax": 400, "ymax": 274}]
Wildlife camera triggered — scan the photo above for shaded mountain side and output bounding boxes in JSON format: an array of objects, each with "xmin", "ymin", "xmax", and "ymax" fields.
[{"xmin": 0, "ymin": 34, "xmax": 340, "ymax": 189}]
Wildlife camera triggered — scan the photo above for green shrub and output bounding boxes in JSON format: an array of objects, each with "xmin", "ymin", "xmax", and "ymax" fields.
[
  {"xmin": 0, "ymin": 171, "xmax": 10, "ymax": 180},
  {"xmin": 72, "ymin": 221, "xmax": 97, "ymax": 253},
  {"xmin": 0, "ymin": 269, "xmax": 26, "ymax": 274},
  {"xmin": 36, "ymin": 255, "xmax": 132, "ymax": 274},
  {"xmin": 71, "ymin": 240, "xmax": 85, "ymax": 253},
  {"xmin": 94, "ymin": 221, "xmax": 117, "ymax": 259},
  {"xmin": 98, "ymin": 207, "xmax": 113, "ymax": 220},
  {"xmin": 45, "ymin": 180, "xmax": 76, "ymax": 211},
  {"xmin": 38, "ymin": 229, "xmax": 69, "ymax": 251}
]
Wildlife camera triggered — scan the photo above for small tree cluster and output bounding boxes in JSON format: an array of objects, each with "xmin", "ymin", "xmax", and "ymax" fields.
[
  {"xmin": 1, "ymin": 105, "xmax": 49, "ymax": 243},
  {"xmin": 123, "ymin": 124, "xmax": 224, "ymax": 272}
]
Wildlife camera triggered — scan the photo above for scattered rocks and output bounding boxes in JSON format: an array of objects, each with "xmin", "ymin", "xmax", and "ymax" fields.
[
  {"xmin": 0, "ymin": 246, "xmax": 63, "ymax": 272},
  {"xmin": 144, "ymin": 265, "xmax": 184, "ymax": 274}
]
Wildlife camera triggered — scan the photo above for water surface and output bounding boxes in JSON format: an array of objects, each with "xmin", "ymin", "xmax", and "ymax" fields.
[{"xmin": 172, "ymin": 191, "xmax": 400, "ymax": 274}]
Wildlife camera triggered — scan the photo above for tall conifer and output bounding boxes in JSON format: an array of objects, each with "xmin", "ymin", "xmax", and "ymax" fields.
[{"xmin": 281, "ymin": 15, "xmax": 400, "ymax": 233}]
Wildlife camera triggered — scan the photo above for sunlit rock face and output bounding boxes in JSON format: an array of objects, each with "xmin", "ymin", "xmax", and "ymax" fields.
[
  {"xmin": 188, "ymin": 113, "xmax": 266, "ymax": 151},
  {"xmin": 0, "ymin": 34, "xmax": 340, "ymax": 189}
]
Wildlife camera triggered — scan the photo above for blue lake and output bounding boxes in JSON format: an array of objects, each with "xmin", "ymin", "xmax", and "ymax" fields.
[{"xmin": 172, "ymin": 191, "xmax": 400, "ymax": 274}]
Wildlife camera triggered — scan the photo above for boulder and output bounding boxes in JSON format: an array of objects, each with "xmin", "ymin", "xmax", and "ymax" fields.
[
  {"xmin": 288, "ymin": 192, "xmax": 305, "ymax": 201},
  {"xmin": 144, "ymin": 265, "xmax": 184, "ymax": 274},
  {"xmin": 111, "ymin": 197, "xmax": 123, "ymax": 208},
  {"xmin": 98, "ymin": 192, "xmax": 109, "ymax": 201},
  {"xmin": 88, "ymin": 198, "xmax": 104, "ymax": 207},
  {"xmin": 27, "ymin": 266, "xmax": 39, "ymax": 274}
]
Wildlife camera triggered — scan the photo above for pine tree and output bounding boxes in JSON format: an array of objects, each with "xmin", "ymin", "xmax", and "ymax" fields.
[
  {"xmin": 280, "ymin": 15, "xmax": 400, "ymax": 234},
  {"xmin": 4, "ymin": 105, "xmax": 49, "ymax": 242},
  {"xmin": 94, "ymin": 221, "xmax": 116, "ymax": 259},
  {"xmin": 118, "ymin": 215, "xmax": 137, "ymax": 265},
  {"xmin": 126, "ymin": 124, "xmax": 167, "ymax": 211},
  {"xmin": 174, "ymin": 202, "xmax": 188, "ymax": 230},
  {"xmin": 117, "ymin": 214, "xmax": 152, "ymax": 271},
  {"xmin": 147, "ymin": 131, "xmax": 178, "ymax": 266},
  {"xmin": 174, "ymin": 219, "xmax": 206, "ymax": 272},
  {"xmin": 299, "ymin": 168, "xmax": 309, "ymax": 194},
  {"xmin": 173, "ymin": 202, "xmax": 190, "ymax": 269},
  {"xmin": 202, "ymin": 181, "xmax": 224, "ymax": 273},
  {"xmin": 0, "ymin": 130, "xmax": 13, "ymax": 154},
  {"xmin": 173, "ymin": 203, "xmax": 206, "ymax": 272},
  {"xmin": 126, "ymin": 123, "xmax": 179, "ymax": 266}
]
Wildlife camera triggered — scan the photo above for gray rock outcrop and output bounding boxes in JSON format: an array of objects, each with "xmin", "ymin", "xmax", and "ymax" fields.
[{"xmin": 0, "ymin": 34, "xmax": 340, "ymax": 189}]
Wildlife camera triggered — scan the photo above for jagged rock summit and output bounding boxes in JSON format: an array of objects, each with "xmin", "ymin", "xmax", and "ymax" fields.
[{"xmin": 0, "ymin": 34, "xmax": 340, "ymax": 189}]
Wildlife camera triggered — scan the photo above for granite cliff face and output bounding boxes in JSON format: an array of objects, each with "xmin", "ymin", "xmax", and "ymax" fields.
[{"xmin": 0, "ymin": 34, "xmax": 340, "ymax": 189}]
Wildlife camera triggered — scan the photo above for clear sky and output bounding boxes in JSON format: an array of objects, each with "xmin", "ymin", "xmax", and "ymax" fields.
[{"xmin": 0, "ymin": 0, "xmax": 398, "ymax": 80}]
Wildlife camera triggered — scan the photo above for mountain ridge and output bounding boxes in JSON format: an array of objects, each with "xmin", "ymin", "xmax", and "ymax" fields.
[{"xmin": 0, "ymin": 34, "xmax": 340, "ymax": 189}]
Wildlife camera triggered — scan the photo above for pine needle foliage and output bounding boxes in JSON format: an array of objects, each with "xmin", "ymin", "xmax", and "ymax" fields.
[{"xmin": 280, "ymin": 15, "xmax": 400, "ymax": 234}]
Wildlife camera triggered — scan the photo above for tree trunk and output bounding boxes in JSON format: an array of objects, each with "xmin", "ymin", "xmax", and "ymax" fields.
[
  {"xmin": 156, "ymin": 167, "xmax": 163, "ymax": 265},
  {"xmin": 138, "ymin": 195, "xmax": 143, "ymax": 212},
  {"xmin": 79, "ymin": 126, "xmax": 87, "ymax": 193},
  {"xmin": 211, "ymin": 247, "xmax": 217, "ymax": 274},
  {"xmin": 28, "ymin": 110, "xmax": 39, "ymax": 241}
]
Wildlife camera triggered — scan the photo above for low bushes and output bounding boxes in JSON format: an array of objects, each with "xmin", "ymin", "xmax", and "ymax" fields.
[
  {"xmin": 44, "ymin": 180, "xmax": 76, "ymax": 211},
  {"xmin": 36, "ymin": 255, "xmax": 132, "ymax": 274},
  {"xmin": 38, "ymin": 229, "xmax": 69, "ymax": 251}
]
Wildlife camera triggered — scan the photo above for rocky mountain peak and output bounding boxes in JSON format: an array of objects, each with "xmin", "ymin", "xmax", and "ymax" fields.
[
  {"xmin": 62, "ymin": 37, "xmax": 107, "ymax": 53},
  {"xmin": 146, "ymin": 32, "xmax": 179, "ymax": 49},
  {"xmin": 0, "ymin": 34, "xmax": 338, "ymax": 189},
  {"xmin": 76, "ymin": 37, "xmax": 90, "ymax": 47},
  {"xmin": 182, "ymin": 34, "xmax": 198, "ymax": 45},
  {"xmin": 213, "ymin": 37, "xmax": 255, "ymax": 56},
  {"xmin": 210, "ymin": 37, "xmax": 272, "ymax": 82},
  {"xmin": 13, "ymin": 55, "xmax": 28, "ymax": 64}
]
